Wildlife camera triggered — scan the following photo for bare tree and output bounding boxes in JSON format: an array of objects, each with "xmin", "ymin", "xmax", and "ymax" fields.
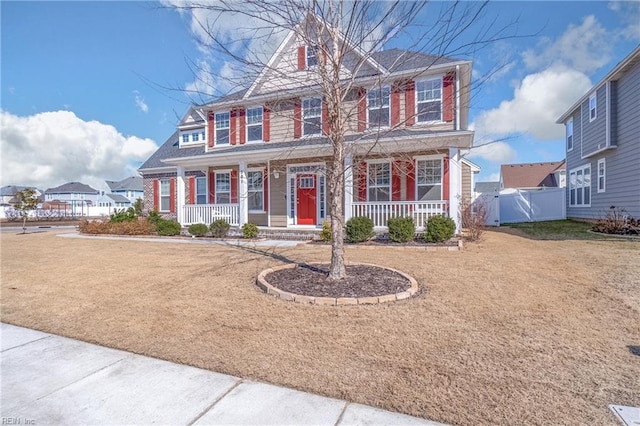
[{"xmin": 168, "ymin": 0, "xmax": 520, "ymax": 280}]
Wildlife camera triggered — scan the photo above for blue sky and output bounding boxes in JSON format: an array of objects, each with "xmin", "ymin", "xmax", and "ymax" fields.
[{"xmin": 1, "ymin": 1, "xmax": 639, "ymax": 191}]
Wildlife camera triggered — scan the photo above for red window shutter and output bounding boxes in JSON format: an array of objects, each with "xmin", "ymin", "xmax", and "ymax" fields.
[
  {"xmin": 230, "ymin": 109, "xmax": 237, "ymax": 145},
  {"xmin": 293, "ymin": 100, "xmax": 302, "ymax": 138},
  {"xmin": 392, "ymin": 161, "xmax": 402, "ymax": 201},
  {"xmin": 153, "ymin": 179, "xmax": 159, "ymax": 210},
  {"xmin": 263, "ymin": 168, "xmax": 269, "ymax": 212},
  {"xmin": 357, "ymin": 88, "xmax": 367, "ymax": 132},
  {"xmin": 169, "ymin": 178, "xmax": 176, "ymax": 213},
  {"xmin": 405, "ymin": 81, "xmax": 415, "ymax": 126},
  {"xmin": 406, "ymin": 160, "xmax": 415, "ymax": 201},
  {"xmin": 208, "ymin": 112, "xmax": 215, "ymax": 147},
  {"xmin": 263, "ymin": 107, "xmax": 271, "ymax": 142},
  {"xmin": 231, "ymin": 170, "xmax": 238, "ymax": 203},
  {"xmin": 391, "ymin": 83, "xmax": 401, "ymax": 127},
  {"xmin": 443, "ymin": 156, "xmax": 450, "ymax": 202},
  {"xmin": 208, "ymin": 172, "xmax": 215, "ymax": 203},
  {"xmin": 322, "ymin": 100, "xmax": 329, "ymax": 135},
  {"xmin": 443, "ymin": 74, "xmax": 455, "ymax": 122},
  {"xmin": 188, "ymin": 177, "xmax": 195, "ymax": 204},
  {"xmin": 239, "ymin": 108, "xmax": 246, "ymax": 145},
  {"xmin": 297, "ymin": 46, "xmax": 306, "ymax": 70},
  {"xmin": 357, "ymin": 161, "xmax": 367, "ymax": 202}
]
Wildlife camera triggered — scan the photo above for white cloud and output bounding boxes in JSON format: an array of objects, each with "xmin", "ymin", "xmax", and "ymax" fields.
[
  {"xmin": 472, "ymin": 65, "xmax": 592, "ymax": 141},
  {"xmin": 467, "ymin": 141, "xmax": 517, "ymax": 164},
  {"xmin": 609, "ymin": 1, "xmax": 640, "ymax": 41},
  {"xmin": 0, "ymin": 110, "xmax": 158, "ymax": 191},
  {"xmin": 134, "ymin": 91, "xmax": 149, "ymax": 113},
  {"xmin": 522, "ymin": 15, "xmax": 610, "ymax": 73}
]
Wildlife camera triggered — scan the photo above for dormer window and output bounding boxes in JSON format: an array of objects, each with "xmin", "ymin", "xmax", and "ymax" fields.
[
  {"xmin": 306, "ymin": 45, "xmax": 318, "ymax": 67},
  {"xmin": 367, "ymin": 86, "xmax": 390, "ymax": 128},
  {"xmin": 215, "ymin": 112, "xmax": 230, "ymax": 145}
]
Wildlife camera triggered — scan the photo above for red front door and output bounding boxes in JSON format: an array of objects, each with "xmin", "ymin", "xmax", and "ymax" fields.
[{"xmin": 296, "ymin": 174, "xmax": 317, "ymax": 225}]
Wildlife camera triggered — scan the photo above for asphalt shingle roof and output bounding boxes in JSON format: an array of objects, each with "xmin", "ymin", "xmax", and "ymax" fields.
[
  {"xmin": 45, "ymin": 182, "xmax": 99, "ymax": 194},
  {"xmin": 106, "ymin": 176, "xmax": 143, "ymax": 191},
  {"xmin": 500, "ymin": 161, "xmax": 566, "ymax": 189}
]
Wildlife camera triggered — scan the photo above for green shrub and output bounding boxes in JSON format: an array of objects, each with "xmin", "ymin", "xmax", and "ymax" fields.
[
  {"xmin": 345, "ymin": 216, "xmax": 375, "ymax": 243},
  {"xmin": 156, "ymin": 219, "xmax": 182, "ymax": 236},
  {"xmin": 147, "ymin": 210, "xmax": 162, "ymax": 226},
  {"xmin": 241, "ymin": 222, "xmax": 259, "ymax": 239},
  {"xmin": 109, "ymin": 207, "xmax": 137, "ymax": 223},
  {"xmin": 188, "ymin": 223, "xmax": 209, "ymax": 237},
  {"xmin": 424, "ymin": 215, "xmax": 456, "ymax": 243},
  {"xmin": 210, "ymin": 219, "xmax": 231, "ymax": 238},
  {"xmin": 387, "ymin": 216, "xmax": 415, "ymax": 243},
  {"xmin": 319, "ymin": 220, "xmax": 332, "ymax": 242}
]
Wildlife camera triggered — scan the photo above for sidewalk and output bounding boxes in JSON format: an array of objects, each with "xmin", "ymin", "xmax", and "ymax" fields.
[{"xmin": 1, "ymin": 323, "xmax": 444, "ymax": 425}]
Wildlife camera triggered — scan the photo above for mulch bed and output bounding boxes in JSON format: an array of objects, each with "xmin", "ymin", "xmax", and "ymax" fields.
[{"xmin": 265, "ymin": 264, "xmax": 411, "ymax": 298}]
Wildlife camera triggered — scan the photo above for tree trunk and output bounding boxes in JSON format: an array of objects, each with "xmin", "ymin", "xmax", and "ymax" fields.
[
  {"xmin": 327, "ymin": 138, "xmax": 346, "ymax": 280},
  {"xmin": 22, "ymin": 215, "xmax": 27, "ymax": 234}
]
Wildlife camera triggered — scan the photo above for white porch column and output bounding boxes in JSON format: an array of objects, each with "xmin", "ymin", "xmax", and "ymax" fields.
[
  {"xmin": 344, "ymin": 153, "xmax": 353, "ymax": 223},
  {"xmin": 448, "ymin": 148, "xmax": 461, "ymax": 232},
  {"xmin": 176, "ymin": 166, "xmax": 185, "ymax": 225},
  {"xmin": 238, "ymin": 161, "xmax": 249, "ymax": 226}
]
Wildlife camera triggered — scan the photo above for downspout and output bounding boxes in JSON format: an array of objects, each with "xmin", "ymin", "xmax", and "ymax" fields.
[{"xmin": 455, "ymin": 64, "xmax": 461, "ymax": 131}]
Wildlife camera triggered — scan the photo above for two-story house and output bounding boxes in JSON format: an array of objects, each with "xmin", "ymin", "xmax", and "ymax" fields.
[
  {"xmin": 44, "ymin": 182, "xmax": 100, "ymax": 215},
  {"xmin": 105, "ymin": 176, "xmax": 144, "ymax": 203},
  {"xmin": 557, "ymin": 45, "xmax": 640, "ymax": 220},
  {"xmin": 139, "ymin": 18, "xmax": 477, "ymax": 230}
]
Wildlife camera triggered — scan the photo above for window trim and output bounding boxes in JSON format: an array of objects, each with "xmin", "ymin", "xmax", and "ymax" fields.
[
  {"xmin": 414, "ymin": 154, "xmax": 445, "ymax": 201},
  {"xmin": 366, "ymin": 159, "xmax": 391, "ymax": 202},
  {"xmin": 589, "ymin": 93, "xmax": 597, "ymax": 122},
  {"xmin": 597, "ymin": 158, "xmax": 606, "ymax": 193},
  {"xmin": 415, "ymin": 77, "xmax": 443, "ymax": 124},
  {"xmin": 195, "ymin": 176, "xmax": 207, "ymax": 205},
  {"xmin": 159, "ymin": 179, "xmax": 171, "ymax": 212},
  {"xmin": 569, "ymin": 164, "xmax": 591, "ymax": 207},
  {"xmin": 247, "ymin": 168, "xmax": 265, "ymax": 212},
  {"xmin": 302, "ymin": 97, "xmax": 322, "ymax": 137},
  {"xmin": 215, "ymin": 111, "xmax": 231, "ymax": 146},
  {"xmin": 566, "ymin": 118, "xmax": 573, "ymax": 151},
  {"xmin": 366, "ymin": 85, "xmax": 391, "ymax": 129},
  {"xmin": 214, "ymin": 170, "xmax": 232, "ymax": 204},
  {"xmin": 245, "ymin": 106, "xmax": 264, "ymax": 143}
]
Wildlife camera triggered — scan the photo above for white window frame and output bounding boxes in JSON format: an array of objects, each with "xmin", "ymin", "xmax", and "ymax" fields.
[
  {"xmin": 569, "ymin": 164, "xmax": 591, "ymax": 207},
  {"xmin": 367, "ymin": 159, "xmax": 391, "ymax": 202},
  {"xmin": 192, "ymin": 132, "xmax": 199, "ymax": 142},
  {"xmin": 159, "ymin": 179, "xmax": 171, "ymax": 212},
  {"xmin": 415, "ymin": 154, "xmax": 444, "ymax": 201},
  {"xmin": 415, "ymin": 78, "xmax": 443, "ymax": 123},
  {"xmin": 589, "ymin": 93, "xmax": 597, "ymax": 122},
  {"xmin": 215, "ymin": 112, "xmax": 230, "ymax": 145},
  {"xmin": 246, "ymin": 107, "xmax": 263, "ymax": 143},
  {"xmin": 215, "ymin": 171, "xmax": 231, "ymax": 204},
  {"xmin": 302, "ymin": 97, "xmax": 322, "ymax": 137},
  {"xmin": 597, "ymin": 158, "xmax": 606, "ymax": 193},
  {"xmin": 367, "ymin": 86, "xmax": 391, "ymax": 129},
  {"xmin": 195, "ymin": 176, "xmax": 207, "ymax": 204},
  {"xmin": 182, "ymin": 134, "xmax": 189, "ymax": 144},
  {"xmin": 566, "ymin": 118, "xmax": 573, "ymax": 151},
  {"xmin": 247, "ymin": 169, "xmax": 264, "ymax": 212},
  {"xmin": 306, "ymin": 45, "xmax": 318, "ymax": 68}
]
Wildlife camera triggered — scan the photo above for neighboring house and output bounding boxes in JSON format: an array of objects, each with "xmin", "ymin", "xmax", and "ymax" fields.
[
  {"xmin": 97, "ymin": 193, "xmax": 132, "ymax": 209},
  {"xmin": 139, "ymin": 15, "xmax": 477, "ymax": 230},
  {"xmin": 0, "ymin": 185, "xmax": 43, "ymax": 206},
  {"xmin": 105, "ymin": 176, "xmax": 143, "ymax": 203},
  {"xmin": 44, "ymin": 182, "xmax": 100, "ymax": 213},
  {"xmin": 557, "ymin": 45, "xmax": 640, "ymax": 219},
  {"xmin": 500, "ymin": 161, "xmax": 566, "ymax": 191},
  {"xmin": 474, "ymin": 181, "xmax": 500, "ymax": 199}
]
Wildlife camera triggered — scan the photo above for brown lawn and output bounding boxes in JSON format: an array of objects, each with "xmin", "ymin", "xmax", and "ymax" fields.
[{"xmin": 1, "ymin": 229, "xmax": 639, "ymax": 425}]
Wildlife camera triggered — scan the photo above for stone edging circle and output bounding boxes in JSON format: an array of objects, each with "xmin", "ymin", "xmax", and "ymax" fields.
[{"xmin": 256, "ymin": 262, "xmax": 419, "ymax": 306}]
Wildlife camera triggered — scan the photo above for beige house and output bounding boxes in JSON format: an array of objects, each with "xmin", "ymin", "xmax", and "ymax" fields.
[{"xmin": 139, "ymin": 16, "xmax": 477, "ymax": 230}]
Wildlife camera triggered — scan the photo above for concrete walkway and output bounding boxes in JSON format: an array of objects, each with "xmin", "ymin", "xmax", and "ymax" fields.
[{"xmin": 1, "ymin": 323, "xmax": 444, "ymax": 425}]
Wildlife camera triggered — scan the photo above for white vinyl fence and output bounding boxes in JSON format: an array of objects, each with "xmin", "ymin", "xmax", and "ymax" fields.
[{"xmin": 498, "ymin": 188, "xmax": 566, "ymax": 224}]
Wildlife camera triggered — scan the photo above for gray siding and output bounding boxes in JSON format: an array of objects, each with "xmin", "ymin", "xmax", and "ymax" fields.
[
  {"xmin": 565, "ymin": 109, "xmax": 584, "ymax": 218},
  {"xmin": 581, "ymin": 85, "xmax": 607, "ymax": 157}
]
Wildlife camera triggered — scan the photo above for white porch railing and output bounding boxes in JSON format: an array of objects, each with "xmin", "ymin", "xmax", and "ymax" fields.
[
  {"xmin": 351, "ymin": 201, "xmax": 449, "ymax": 229},
  {"xmin": 182, "ymin": 204, "xmax": 239, "ymax": 226}
]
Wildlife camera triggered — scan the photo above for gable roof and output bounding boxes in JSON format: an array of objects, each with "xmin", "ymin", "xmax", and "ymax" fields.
[
  {"xmin": 475, "ymin": 181, "xmax": 500, "ymax": 193},
  {"xmin": 104, "ymin": 193, "xmax": 131, "ymax": 203},
  {"xmin": 106, "ymin": 176, "xmax": 142, "ymax": 192},
  {"xmin": 501, "ymin": 161, "xmax": 566, "ymax": 189},
  {"xmin": 557, "ymin": 45, "xmax": 640, "ymax": 123},
  {"xmin": 368, "ymin": 49, "xmax": 458, "ymax": 74},
  {"xmin": 45, "ymin": 182, "xmax": 99, "ymax": 194}
]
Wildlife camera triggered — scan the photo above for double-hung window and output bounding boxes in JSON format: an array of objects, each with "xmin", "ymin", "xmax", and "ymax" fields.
[
  {"xmin": 182, "ymin": 134, "xmax": 189, "ymax": 144},
  {"xmin": 215, "ymin": 172, "xmax": 231, "ymax": 204},
  {"xmin": 195, "ymin": 176, "xmax": 207, "ymax": 204},
  {"xmin": 215, "ymin": 112, "xmax": 230, "ymax": 145},
  {"xmin": 247, "ymin": 170, "xmax": 264, "ymax": 211},
  {"xmin": 306, "ymin": 45, "xmax": 318, "ymax": 67},
  {"xmin": 569, "ymin": 165, "xmax": 591, "ymax": 206},
  {"xmin": 416, "ymin": 159, "xmax": 442, "ymax": 200},
  {"xmin": 246, "ymin": 107, "xmax": 263, "ymax": 142},
  {"xmin": 416, "ymin": 78, "xmax": 442, "ymax": 122},
  {"xmin": 303, "ymin": 98, "xmax": 322, "ymax": 136},
  {"xmin": 566, "ymin": 119, "xmax": 573, "ymax": 151},
  {"xmin": 160, "ymin": 179, "xmax": 171, "ymax": 211},
  {"xmin": 367, "ymin": 86, "xmax": 390, "ymax": 128},
  {"xmin": 192, "ymin": 132, "xmax": 199, "ymax": 142},
  {"xmin": 597, "ymin": 159, "xmax": 606, "ymax": 193},
  {"xmin": 589, "ymin": 93, "xmax": 597, "ymax": 122},
  {"xmin": 367, "ymin": 162, "xmax": 390, "ymax": 201}
]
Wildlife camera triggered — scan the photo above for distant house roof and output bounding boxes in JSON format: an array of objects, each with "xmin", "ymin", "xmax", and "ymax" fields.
[
  {"xmin": 45, "ymin": 182, "xmax": 99, "ymax": 194},
  {"xmin": 475, "ymin": 181, "xmax": 500, "ymax": 193},
  {"xmin": 0, "ymin": 185, "xmax": 38, "ymax": 196},
  {"xmin": 500, "ymin": 161, "xmax": 566, "ymax": 189},
  {"xmin": 106, "ymin": 176, "xmax": 143, "ymax": 192},
  {"xmin": 105, "ymin": 194, "xmax": 131, "ymax": 203}
]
